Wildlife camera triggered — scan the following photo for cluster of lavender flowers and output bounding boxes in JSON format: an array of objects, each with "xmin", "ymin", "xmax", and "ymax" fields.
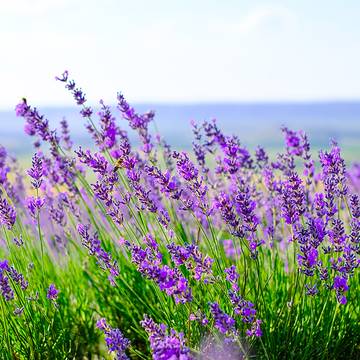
[
  {"xmin": 141, "ymin": 315, "xmax": 192, "ymax": 360},
  {"xmin": 97, "ymin": 318, "xmax": 131, "ymax": 360},
  {"xmin": 0, "ymin": 71, "xmax": 358, "ymax": 358},
  {"xmin": 126, "ymin": 235, "xmax": 192, "ymax": 303},
  {"xmin": 225, "ymin": 265, "xmax": 262, "ymax": 337},
  {"xmin": 0, "ymin": 260, "xmax": 28, "ymax": 301},
  {"xmin": 167, "ymin": 243, "xmax": 214, "ymax": 283}
]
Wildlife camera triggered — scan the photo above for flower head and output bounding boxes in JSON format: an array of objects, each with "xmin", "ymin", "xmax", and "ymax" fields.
[
  {"xmin": 47, "ymin": 284, "xmax": 59, "ymax": 300},
  {"xmin": 27, "ymin": 153, "xmax": 43, "ymax": 189},
  {"xmin": 0, "ymin": 196, "xmax": 16, "ymax": 229},
  {"xmin": 141, "ymin": 315, "xmax": 192, "ymax": 360},
  {"xmin": 97, "ymin": 318, "xmax": 130, "ymax": 360}
]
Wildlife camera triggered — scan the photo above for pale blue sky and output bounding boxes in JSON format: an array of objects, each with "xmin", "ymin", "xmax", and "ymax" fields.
[{"xmin": 1, "ymin": 0, "xmax": 359, "ymax": 109}]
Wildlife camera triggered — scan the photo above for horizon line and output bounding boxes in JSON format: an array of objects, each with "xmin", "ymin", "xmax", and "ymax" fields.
[{"xmin": 1, "ymin": 98, "xmax": 360, "ymax": 112}]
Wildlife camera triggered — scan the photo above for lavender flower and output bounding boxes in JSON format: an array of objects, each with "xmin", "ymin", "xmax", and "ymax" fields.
[
  {"xmin": 96, "ymin": 100, "xmax": 118, "ymax": 150},
  {"xmin": 209, "ymin": 302, "xmax": 237, "ymax": 339},
  {"xmin": 328, "ymin": 219, "xmax": 347, "ymax": 252},
  {"xmin": 117, "ymin": 93, "xmax": 154, "ymax": 154},
  {"xmin": 60, "ymin": 118, "xmax": 73, "ymax": 150},
  {"xmin": 167, "ymin": 243, "xmax": 214, "ymax": 283},
  {"xmin": 141, "ymin": 315, "xmax": 192, "ymax": 360},
  {"xmin": 56, "ymin": 70, "xmax": 87, "ymax": 106},
  {"xmin": 27, "ymin": 196, "xmax": 45, "ymax": 218},
  {"xmin": 97, "ymin": 318, "xmax": 130, "ymax": 360},
  {"xmin": 297, "ymin": 245, "xmax": 318, "ymax": 276},
  {"xmin": 246, "ymin": 319, "xmax": 262, "ymax": 337},
  {"xmin": 234, "ymin": 180, "xmax": 260, "ymax": 255},
  {"xmin": 0, "ymin": 196, "xmax": 16, "ymax": 229},
  {"xmin": 13, "ymin": 307, "xmax": 24, "ymax": 316},
  {"xmin": 282, "ymin": 127, "xmax": 305, "ymax": 157},
  {"xmin": 342, "ymin": 245, "xmax": 359, "ymax": 275},
  {"xmin": 202, "ymin": 119, "xmax": 226, "ymax": 151},
  {"xmin": 191, "ymin": 120, "xmax": 209, "ymax": 174},
  {"xmin": 333, "ymin": 276, "xmax": 349, "ymax": 305},
  {"xmin": 47, "ymin": 284, "xmax": 59, "ymax": 300},
  {"xmin": 75, "ymin": 148, "xmax": 110, "ymax": 176},
  {"xmin": 214, "ymin": 192, "xmax": 242, "ymax": 237},
  {"xmin": 0, "ymin": 269, "xmax": 13, "ymax": 301},
  {"xmin": 234, "ymin": 182, "xmax": 259, "ymax": 234},
  {"xmin": 0, "ymin": 260, "xmax": 28, "ymax": 301},
  {"xmin": 77, "ymin": 224, "xmax": 119, "ymax": 285},
  {"xmin": 173, "ymin": 151, "xmax": 209, "ymax": 215},
  {"xmin": 49, "ymin": 202, "xmax": 67, "ymax": 227},
  {"xmin": 305, "ymin": 283, "xmax": 318, "ymax": 296},
  {"xmin": 220, "ymin": 135, "xmax": 253, "ymax": 174},
  {"xmin": 80, "ymin": 106, "xmax": 93, "ymax": 117},
  {"xmin": 320, "ymin": 141, "xmax": 348, "ymax": 214},
  {"xmin": 15, "ymin": 98, "xmax": 59, "ymax": 148},
  {"xmin": 313, "ymin": 193, "xmax": 327, "ymax": 218},
  {"xmin": 281, "ymin": 172, "xmax": 305, "ymax": 225},
  {"xmin": 230, "ymin": 292, "xmax": 257, "ymax": 323},
  {"xmin": 127, "ymin": 236, "xmax": 192, "ymax": 303},
  {"xmin": 27, "ymin": 153, "xmax": 43, "ymax": 189},
  {"xmin": 224, "ymin": 265, "xmax": 239, "ymax": 291},
  {"xmin": 222, "ymin": 239, "xmax": 241, "ymax": 259},
  {"xmin": 223, "ymin": 265, "xmax": 262, "ymax": 337},
  {"xmin": 255, "ymin": 146, "xmax": 269, "ymax": 169},
  {"xmin": 13, "ymin": 235, "xmax": 23, "ymax": 247},
  {"xmin": 145, "ymin": 165, "xmax": 182, "ymax": 200},
  {"xmin": 0, "ymin": 147, "xmax": 22, "ymax": 205},
  {"xmin": 350, "ymin": 194, "xmax": 360, "ymax": 219},
  {"xmin": 15, "ymin": 99, "xmax": 78, "ymax": 193}
]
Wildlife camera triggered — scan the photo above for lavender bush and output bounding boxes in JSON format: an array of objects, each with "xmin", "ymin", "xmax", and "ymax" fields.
[{"xmin": 0, "ymin": 71, "xmax": 358, "ymax": 359}]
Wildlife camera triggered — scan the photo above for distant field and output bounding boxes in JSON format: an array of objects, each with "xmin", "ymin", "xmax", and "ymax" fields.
[{"xmin": 1, "ymin": 102, "xmax": 360, "ymax": 162}]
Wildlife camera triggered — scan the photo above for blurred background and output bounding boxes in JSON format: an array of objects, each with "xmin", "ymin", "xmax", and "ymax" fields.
[{"xmin": 1, "ymin": 0, "xmax": 360, "ymax": 160}]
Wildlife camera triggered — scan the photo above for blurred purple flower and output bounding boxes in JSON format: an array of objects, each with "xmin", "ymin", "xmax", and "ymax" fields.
[
  {"xmin": 0, "ymin": 196, "xmax": 16, "ymax": 229},
  {"xmin": 47, "ymin": 283, "xmax": 59, "ymax": 300}
]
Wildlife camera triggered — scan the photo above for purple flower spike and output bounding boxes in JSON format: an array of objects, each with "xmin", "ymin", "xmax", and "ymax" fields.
[
  {"xmin": 0, "ymin": 196, "xmax": 16, "ymax": 229},
  {"xmin": 60, "ymin": 118, "xmax": 73, "ymax": 150},
  {"xmin": 173, "ymin": 151, "xmax": 209, "ymax": 215},
  {"xmin": 167, "ymin": 243, "xmax": 214, "ymax": 283},
  {"xmin": 0, "ymin": 260, "xmax": 28, "ymax": 302},
  {"xmin": 127, "ymin": 237, "xmax": 192, "ymax": 303},
  {"xmin": 281, "ymin": 172, "xmax": 305, "ymax": 225},
  {"xmin": 246, "ymin": 319, "xmax": 262, "ymax": 337},
  {"xmin": 282, "ymin": 127, "xmax": 304, "ymax": 157},
  {"xmin": 209, "ymin": 302, "xmax": 237, "ymax": 338},
  {"xmin": 56, "ymin": 71, "xmax": 88, "ymax": 107},
  {"xmin": 27, "ymin": 196, "xmax": 45, "ymax": 218},
  {"xmin": 117, "ymin": 93, "xmax": 154, "ymax": 155},
  {"xmin": 47, "ymin": 284, "xmax": 59, "ymax": 300},
  {"xmin": 27, "ymin": 153, "xmax": 43, "ymax": 189},
  {"xmin": 141, "ymin": 315, "xmax": 192, "ymax": 360},
  {"xmin": 224, "ymin": 265, "xmax": 239, "ymax": 291},
  {"xmin": 97, "ymin": 318, "xmax": 130, "ymax": 360},
  {"xmin": 15, "ymin": 99, "xmax": 29, "ymax": 117},
  {"xmin": 77, "ymin": 224, "xmax": 119, "ymax": 285},
  {"xmin": 333, "ymin": 275, "xmax": 349, "ymax": 305}
]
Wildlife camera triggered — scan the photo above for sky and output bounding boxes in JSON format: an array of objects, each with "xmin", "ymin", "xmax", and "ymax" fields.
[{"xmin": 1, "ymin": 0, "xmax": 360, "ymax": 109}]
